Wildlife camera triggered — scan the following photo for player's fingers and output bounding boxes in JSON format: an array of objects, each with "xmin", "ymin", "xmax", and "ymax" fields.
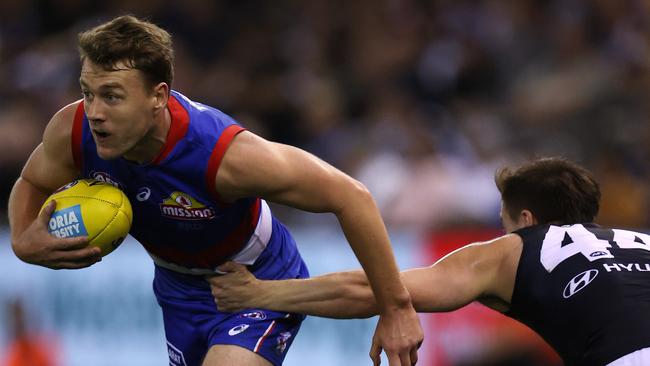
[
  {"xmin": 369, "ymin": 343, "xmax": 382, "ymax": 366},
  {"xmin": 205, "ymin": 274, "xmax": 228, "ymax": 290},
  {"xmin": 205, "ymin": 274, "xmax": 219, "ymax": 285},
  {"xmin": 56, "ymin": 247, "xmax": 102, "ymax": 262},
  {"xmin": 398, "ymin": 350, "xmax": 412, "ymax": 366},
  {"xmin": 56, "ymin": 236, "xmax": 91, "ymax": 251},
  {"xmin": 50, "ymin": 261, "xmax": 95, "ymax": 270},
  {"xmin": 49, "ymin": 254, "xmax": 101, "ymax": 270},
  {"xmin": 410, "ymin": 346, "xmax": 418, "ymax": 365},
  {"xmin": 39, "ymin": 200, "xmax": 56, "ymax": 225},
  {"xmin": 386, "ymin": 351, "xmax": 403, "ymax": 366},
  {"xmin": 216, "ymin": 261, "xmax": 246, "ymax": 273},
  {"xmin": 208, "ymin": 279, "xmax": 222, "ymax": 295}
]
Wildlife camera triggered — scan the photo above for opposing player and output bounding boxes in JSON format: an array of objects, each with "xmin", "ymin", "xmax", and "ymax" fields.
[
  {"xmin": 7, "ymin": 16, "xmax": 422, "ymax": 366},
  {"xmin": 210, "ymin": 158, "xmax": 650, "ymax": 366}
]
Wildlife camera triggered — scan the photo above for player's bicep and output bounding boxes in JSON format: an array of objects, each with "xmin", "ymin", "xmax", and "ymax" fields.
[
  {"xmin": 21, "ymin": 102, "xmax": 80, "ymax": 193},
  {"xmin": 402, "ymin": 239, "xmax": 510, "ymax": 312},
  {"xmin": 400, "ymin": 265, "xmax": 481, "ymax": 313},
  {"xmin": 216, "ymin": 131, "xmax": 349, "ymax": 211},
  {"xmin": 21, "ymin": 143, "xmax": 77, "ymax": 193}
]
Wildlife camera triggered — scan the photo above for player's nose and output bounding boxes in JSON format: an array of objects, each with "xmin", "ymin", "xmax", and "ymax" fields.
[{"xmin": 85, "ymin": 100, "xmax": 106, "ymax": 123}]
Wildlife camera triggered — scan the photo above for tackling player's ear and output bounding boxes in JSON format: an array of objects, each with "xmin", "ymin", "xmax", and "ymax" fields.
[{"xmin": 518, "ymin": 209, "xmax": 537, "ymax": 228}]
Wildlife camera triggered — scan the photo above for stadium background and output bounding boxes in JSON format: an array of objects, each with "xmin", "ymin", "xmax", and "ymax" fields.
[{"xmin": 1, "ymin": 1, "xmax": 649, "ymax": 365}]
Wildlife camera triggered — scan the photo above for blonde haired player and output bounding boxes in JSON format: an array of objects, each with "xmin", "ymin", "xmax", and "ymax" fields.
[{"xmin": 8, "ymin": 15, "xmax": 421, "ymax": 366}]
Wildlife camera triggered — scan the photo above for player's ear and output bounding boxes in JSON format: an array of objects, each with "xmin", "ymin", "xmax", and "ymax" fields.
[
  {"xmin": 152, "ymin": 82, "xmax": 169, "ymax": 113},
  {"xmin": 519, "ymin": 209, "xmax": 538, "ymax": 227}
]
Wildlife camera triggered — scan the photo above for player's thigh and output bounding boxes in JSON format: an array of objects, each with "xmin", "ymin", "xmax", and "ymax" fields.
[{"xmin": 202, "ymin": 344, "xmax": 272, "ymax": 366}]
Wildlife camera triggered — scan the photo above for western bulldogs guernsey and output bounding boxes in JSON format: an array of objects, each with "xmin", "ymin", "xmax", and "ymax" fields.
[
  {"xmin": 508, "ymin": 224, "xmax": 650, "ymax": 366},
  {"xmin": 71, "ymin": 90, "xmax": 308, "ymax": 366}
]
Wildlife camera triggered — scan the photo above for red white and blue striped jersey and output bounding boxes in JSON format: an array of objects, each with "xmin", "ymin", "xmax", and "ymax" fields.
[{"xmin": 71, "ymin": 90, "xmax": 276, "ymax": 272}]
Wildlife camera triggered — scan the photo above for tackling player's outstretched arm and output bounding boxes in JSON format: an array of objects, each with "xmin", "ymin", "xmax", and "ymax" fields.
[
  {"xmin": 215, "ymin": 131, "xmax": 423, "ymax": 366},
  {"xmin": 9, "ymin": 101, "xmax": 101, "ymax": 269},
  {"xmin": 210, "ymin": 234, "xmax": 521, "ymax": 317}
]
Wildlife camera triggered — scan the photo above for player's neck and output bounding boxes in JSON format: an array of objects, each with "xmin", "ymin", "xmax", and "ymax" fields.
[{"xmin": 122, "ymin": 107, "xmax": 172, "ymax": 165}]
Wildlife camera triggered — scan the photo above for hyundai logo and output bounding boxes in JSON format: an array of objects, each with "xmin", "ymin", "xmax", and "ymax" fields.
[{"xmin": 563, "ymin": 269, "xmax": 599, "ymax": 299}]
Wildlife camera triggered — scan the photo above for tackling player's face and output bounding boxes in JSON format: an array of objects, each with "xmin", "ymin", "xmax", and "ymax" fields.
[
  {"xmin": 500, "ymin": 202, "xmax": 519, "ymax": 233},
  {"xmin": 79, "ymin": 59, "xmax": 166, "ymax": 162}
]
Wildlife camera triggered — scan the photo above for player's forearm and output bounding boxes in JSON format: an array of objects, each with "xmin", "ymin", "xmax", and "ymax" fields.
[
  {"xmin": 257, "ymin": 271, "xmax": 378, "ymax": 318},
  {"xmin": 335, "ymin": 186, "xmax": 412, "ymax": 311},
  {"xmin": 8, "ymin": 178, "xmax": 47, "ymax": 247}
]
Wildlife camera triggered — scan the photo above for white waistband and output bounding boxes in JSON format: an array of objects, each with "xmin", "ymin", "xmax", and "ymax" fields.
[{"xmin": 149, "ymin": 200, "xmax": 273, "ymax": 275}]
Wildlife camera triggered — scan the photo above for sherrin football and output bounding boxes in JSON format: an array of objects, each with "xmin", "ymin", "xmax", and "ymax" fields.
[{"xmin": 41, "ymin": 179, "xmax": 133, "ymax": 256}]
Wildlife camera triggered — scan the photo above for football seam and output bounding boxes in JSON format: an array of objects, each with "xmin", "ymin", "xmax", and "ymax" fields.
[
  {"xmin": 52, "ymin": 195, "xmax": 125, "ymax": 208},
  {"xmin": 91, "ymin": 205, "xmax": 121, "ymax": 244},
  {"xmin": 51, "ymin": 195, "xmax": 127, "ymax": 243}
]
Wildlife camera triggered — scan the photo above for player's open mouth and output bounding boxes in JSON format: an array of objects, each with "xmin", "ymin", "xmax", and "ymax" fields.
[{"xmin": 93, "ymin": 130, "xmax": 111, "ymax": 139}]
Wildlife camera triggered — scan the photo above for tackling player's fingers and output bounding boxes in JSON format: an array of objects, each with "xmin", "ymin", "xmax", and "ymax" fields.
[
  {"xmin": 217, "ymin": 261, "xmax": 245, "ymax": 273},
  {"xmin": 206, "ymin": 276, "xmax": 225, "ymax": 290},
  {"xmin": 209, "ymin": 284, "xmax": 221, "ymax": 299},
  {"xmin": 370, "ymin": 343, "xmax": 381, "ymax": 366}
]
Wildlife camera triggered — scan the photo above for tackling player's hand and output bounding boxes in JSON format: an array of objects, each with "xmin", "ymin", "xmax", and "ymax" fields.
[
  {"xmin": 370, "ymin": 303, "xmax": 423, "ymax": 366},
  {"xmin": 207, "ymin": 261, "xmax": 260, "ymax": 311},
  {"xmin": 12, "ymin": 200, "xmax": 100, "ymax": 269}
]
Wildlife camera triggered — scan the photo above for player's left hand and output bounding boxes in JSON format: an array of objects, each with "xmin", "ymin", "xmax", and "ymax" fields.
[
  {"xmin": 370, "ymin": 304, "xmax": 423, "ymax": 366},
  {"xmin": 207, "ymin": 261, "xmax": 259, "ymax": 311}
]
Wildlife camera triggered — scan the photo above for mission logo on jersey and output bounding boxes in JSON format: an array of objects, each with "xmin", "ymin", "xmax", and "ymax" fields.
[{"xmin": 160, "ymin": 192, "xmax": 216, "ymax": 220}]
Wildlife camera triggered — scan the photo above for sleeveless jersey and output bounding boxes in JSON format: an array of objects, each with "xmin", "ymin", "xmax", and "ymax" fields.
[
  {"xmin": 71, "ymin": 90, "xmax": 267, "ymax": 270},
  {"xmin": 508, "ymin": 224, "xmax": 650, "ymax": 366}
]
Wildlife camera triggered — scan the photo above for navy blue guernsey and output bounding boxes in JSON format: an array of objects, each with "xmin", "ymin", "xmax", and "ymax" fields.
[{"xmin": 507, "ymin": 224, "xmax": 650, "ymax": 366}]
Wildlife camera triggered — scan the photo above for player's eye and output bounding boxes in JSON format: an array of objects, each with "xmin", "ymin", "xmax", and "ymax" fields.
[
  {"xmin": 104, "ymin": 93, "xmax": 121, "ymax": 104},
  {"xmin": 81, "ymin": 90, "xmax": 92, "ymax": 100}
]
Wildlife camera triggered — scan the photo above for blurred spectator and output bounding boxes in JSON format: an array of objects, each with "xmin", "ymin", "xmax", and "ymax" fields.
[{"xmin": 2, "ymin": 298, "xmax": 60, "ymax": 366}]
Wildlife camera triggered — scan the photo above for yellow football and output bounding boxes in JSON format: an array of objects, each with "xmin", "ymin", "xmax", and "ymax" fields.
[{"xmin": 41, "ymin": 179, "xmax": 133, "ymax": 256}]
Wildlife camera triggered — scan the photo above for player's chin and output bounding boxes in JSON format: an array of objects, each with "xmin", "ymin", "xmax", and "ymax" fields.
[{"xmin": 95, "ymin": 146, "xmax": 122, "ymax": 161}]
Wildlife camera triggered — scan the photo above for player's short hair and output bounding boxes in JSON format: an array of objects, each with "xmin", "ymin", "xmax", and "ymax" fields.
[
  {"xmin": 77, "ymin": 15, "xmax": 173, "ymax": 91},
  {"xmin": 495, "ymin": 157, "xmax": 601, "ymax": 225}
]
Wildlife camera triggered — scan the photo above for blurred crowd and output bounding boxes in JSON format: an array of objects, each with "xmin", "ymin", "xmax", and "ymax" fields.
[{"xmin": 2, "ymin": 0, "xmax": 650, "ymax": 229}]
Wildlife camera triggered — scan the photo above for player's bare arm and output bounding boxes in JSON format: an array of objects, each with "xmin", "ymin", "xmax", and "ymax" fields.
[
  {"xmin": 210, "ymin": 234, "xmax": 522, "ymax": 316},
  {"xmin": 209, "ymin": 261, "xmax": 378, "ymax": 318},
  {"xmin": 215, "ymin": 131, "xmax": 423, "ymax": 366},
  {"xmin": 9, "ymin": 101, "xmax": 101, "ymax": 269}
]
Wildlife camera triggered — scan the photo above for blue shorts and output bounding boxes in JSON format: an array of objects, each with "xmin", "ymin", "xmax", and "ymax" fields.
[{"xmin": 153, "ymin": 219, "xmax": 309, "ymax": 366}]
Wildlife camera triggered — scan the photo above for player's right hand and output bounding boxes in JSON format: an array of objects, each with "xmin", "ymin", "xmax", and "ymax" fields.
[{"xmin": 11, "ymin": 200, "xmax": 101, "ymax": 269}]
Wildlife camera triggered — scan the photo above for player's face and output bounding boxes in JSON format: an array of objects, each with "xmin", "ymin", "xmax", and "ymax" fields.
[
  {"xmin": 500, "ymin": 202, "xmax": 521, "ymax": 233},
  {"xmin": 79, "ymin": 59, "xmax": 166, "ymax": 162}
]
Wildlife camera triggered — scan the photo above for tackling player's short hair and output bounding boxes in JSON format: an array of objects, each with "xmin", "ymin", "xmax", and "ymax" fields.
[
  {"xmin": 77, "ymin": 15, "xmax": 174, "ymax": 91},
  {"xmin": 495, "ymin": 157, "xmax": 601, "ymax": 225}
]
